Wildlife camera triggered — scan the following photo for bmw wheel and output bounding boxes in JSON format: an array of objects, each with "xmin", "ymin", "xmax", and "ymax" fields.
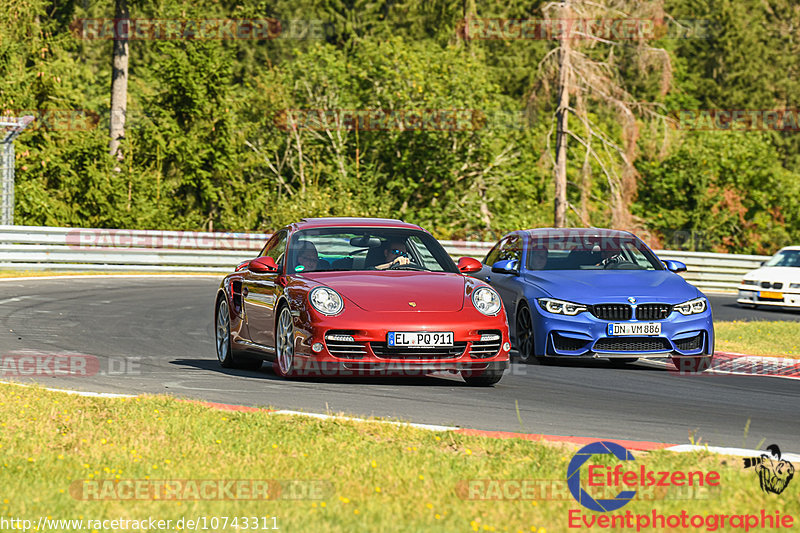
[{"xmin": 515, "ymin": 304, "xmax": 535, "ymax": 363}]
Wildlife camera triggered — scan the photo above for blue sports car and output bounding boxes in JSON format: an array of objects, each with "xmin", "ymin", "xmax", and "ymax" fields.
[{"xmin": 473, "ymin": 228, "xmax": 714, "ymax": 372}]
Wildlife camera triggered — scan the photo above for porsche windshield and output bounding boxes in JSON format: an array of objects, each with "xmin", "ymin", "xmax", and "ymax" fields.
[
  {"xmin": 764, "ymin": 249, "xmax": 800, "ymax": 267},
  {"xmin": 287, "ymin": 228, "xmax": 458, "ymax": 273}
]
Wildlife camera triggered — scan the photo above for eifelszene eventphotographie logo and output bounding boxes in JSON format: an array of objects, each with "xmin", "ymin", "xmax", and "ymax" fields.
[{"xmin": 743, "ymin": 444, "xmax": 795, "ymax": 495}]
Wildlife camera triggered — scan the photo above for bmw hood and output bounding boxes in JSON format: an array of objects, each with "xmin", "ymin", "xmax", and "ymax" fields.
[
  {"xmin": 302, "ymin": 271, "xmax": 466, "ymax": 312},
  {"xmin": 527, "ymin": 270, "xmax": 700, "ymax": 304}
]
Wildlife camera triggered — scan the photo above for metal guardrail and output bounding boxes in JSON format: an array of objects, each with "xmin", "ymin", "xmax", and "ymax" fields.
[{"xmin": 0, "ymin": 225, "xmax": 767, "ymax": 292}]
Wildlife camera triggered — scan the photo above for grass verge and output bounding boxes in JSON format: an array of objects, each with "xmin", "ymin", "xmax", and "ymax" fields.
[
  {"xmin": 1, "ymin": 383, "xmax": 796, "ymax": 532},
  {"xmin": 715, "ymin": 320, "xmax": 800, "ymax": 359}
]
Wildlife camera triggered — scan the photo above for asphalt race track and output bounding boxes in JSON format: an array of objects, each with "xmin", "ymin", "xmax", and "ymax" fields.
[{"xmin": 1, "ymin": 277, "xmax": 798, "ymax": 450}]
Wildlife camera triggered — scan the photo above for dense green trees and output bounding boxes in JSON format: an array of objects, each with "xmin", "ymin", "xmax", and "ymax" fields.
[{"xmin": 1, "ymin": 0, "xmax": 798, "ymax": 253}]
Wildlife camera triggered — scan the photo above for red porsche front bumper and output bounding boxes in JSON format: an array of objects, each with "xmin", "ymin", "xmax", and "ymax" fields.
[{"xmin": 289, "ymin": 307, "xmax": 511, "ymax": 377}]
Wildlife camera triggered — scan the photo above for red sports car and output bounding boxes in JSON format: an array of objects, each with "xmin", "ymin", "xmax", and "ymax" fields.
[{"xmin": 214, "ymin": 217, "xmax": 510, "ymax": 385}]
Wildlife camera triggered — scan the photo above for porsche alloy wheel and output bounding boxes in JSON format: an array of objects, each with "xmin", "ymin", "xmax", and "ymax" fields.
[
  {"xmin": 515, "ymin": 305, "xmax": 535, "ymax": 363},
  {"xmin": 216, "ymin": 297, "xmax": 262, "ymax": 370},
  {"xmin": 216, "ymin": 298, "xmax": 235, "ymax": 367},
  {"xmin": 275, "ymin": 306, "xmax": 296, "ymax": 378}
]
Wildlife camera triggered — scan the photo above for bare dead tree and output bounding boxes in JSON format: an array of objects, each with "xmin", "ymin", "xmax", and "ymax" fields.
[{"xmin": 536, "ymin": 0, "xmax": 672, "ymax": 230}]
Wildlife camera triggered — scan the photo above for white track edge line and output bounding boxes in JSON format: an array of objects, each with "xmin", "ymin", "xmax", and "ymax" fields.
[
  {"xmin": 0, "ymin": 380, "xmax": 134, "ymax": 398},
  {"xmin": 269, "ymin": 409, "xmax": 457, "ymax": 431},
  {"xmin": 665, "ymin": 444, "xmax": 800, "ymax": 462}
]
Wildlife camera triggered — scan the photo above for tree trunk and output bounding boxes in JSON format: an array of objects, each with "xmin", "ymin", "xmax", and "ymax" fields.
[
  {"xmin": 109, "ymin": 0, "xmax": 129, "ymax": 162},
  {"xmin": 553, "ymin": 7, "xmax": 571, "ymax": 228}
]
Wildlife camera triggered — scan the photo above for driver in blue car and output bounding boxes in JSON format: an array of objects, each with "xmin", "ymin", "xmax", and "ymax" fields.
[
  {"xmin": 530, "ymin": 247, "xmax": 548, "ymax": 270},
  {"xmin": 592, "ymin": 244, "xmax": 623, "ymax": 268},
  {"xmin": 375, "ymin": 240, "xmax": 411, "ymax": 270}
]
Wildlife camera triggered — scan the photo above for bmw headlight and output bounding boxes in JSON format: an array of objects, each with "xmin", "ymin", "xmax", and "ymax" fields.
[
  {"xmin": 309, "ymin": 286, "xmax": 344, "ymax": 316},
  {"xmin": 790, "ymin": 283, "xmax": 800, "ymax": 289},
  {"xmin": 472, "ymin": 287, "xmax": 501, "ymax": 316},
  {"xmin": 741, "ymin": 279, "xmax": 758, "ymax": 286},
  {"xmin": 537, "ymin": 298, "xmax": 587, "ymax": 316},
  {"xmin": 674, "ymin": 297, "xmax": 707, "ymax": 315}
]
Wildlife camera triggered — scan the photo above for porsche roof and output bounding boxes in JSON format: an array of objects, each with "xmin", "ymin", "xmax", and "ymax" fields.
[{"xmin": 293, "ymin": 217, "xmax": 421, "ymax": 230}]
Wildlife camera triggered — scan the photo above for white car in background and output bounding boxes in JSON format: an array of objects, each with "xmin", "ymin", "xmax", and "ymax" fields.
[{"xmin": 737, "ymin": 246, "xmax": 800, "ymax": 308}]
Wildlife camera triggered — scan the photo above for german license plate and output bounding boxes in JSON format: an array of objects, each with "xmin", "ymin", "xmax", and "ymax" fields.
[
  {"xmin": 760, "ymin": 291, "xmax": 783, "ymax": 300},
  {"xmin": 388, "ymin": 331, "xmax": 454, "ymax": 347},
  {"xmin": 607, "ymin": 323, "xmax": 661, "ymax": 336}
]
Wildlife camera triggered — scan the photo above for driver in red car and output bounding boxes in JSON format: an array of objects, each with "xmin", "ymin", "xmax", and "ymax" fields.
[
  {"xmin": 375, "ymin": 240, "xmax": 411, "ymax": 270},
  {"xmin": 295, "ymin": 241, "xmax": 322, "ymax": 272}
]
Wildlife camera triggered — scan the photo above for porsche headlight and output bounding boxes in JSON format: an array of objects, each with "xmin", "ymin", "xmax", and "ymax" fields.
[
  {"xmin": 309, "ymin": 287, "xmax": 344, "ymax": 316},
  {"xmin": 674, "ymin": 297, "xmax": 707, "ymax": 315},
  {"xmin": 537, "ymin": 298, "xmax": 587, "ymax": 316},
  {"xmin": 472, "ymin": 287, "xmax": 501, "ymax": 316}
]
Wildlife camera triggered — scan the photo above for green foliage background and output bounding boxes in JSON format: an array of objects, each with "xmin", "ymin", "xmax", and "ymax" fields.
[{"xmin": 2, "ymin": 0, "xmax": 799, "ymax": 253}]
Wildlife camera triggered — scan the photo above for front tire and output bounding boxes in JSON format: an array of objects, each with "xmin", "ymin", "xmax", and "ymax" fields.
[
  {"xmin": 216, "ymin": 297, "xmax": 262, "ymax": 370},
  {"xmin": 273, "ymin": 305, "xmax": 297, "ymax": 378},
  {"xmin": 515, "ymin": 304, "xmax": 536, "ymax": 364}
]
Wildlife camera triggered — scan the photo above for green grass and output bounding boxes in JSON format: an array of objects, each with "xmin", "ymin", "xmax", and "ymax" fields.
[
  {"xmin": 715, "ymin": 320, "xmax": 800, "ymax": 359},
  {"xmin": 1, "ymin": 384, "xmax": 796, "ymax": 532}
]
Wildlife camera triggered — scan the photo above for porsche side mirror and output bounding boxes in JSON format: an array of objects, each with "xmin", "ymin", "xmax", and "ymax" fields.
[
  {"xmin": 249, "ymin": 256, "xmax": 279, "ymax": 273},
  {"xmin": 663, "ymin": 260, "xmax": 687, "ymax": 273},
  {"xmin": 457, "ymin": 257, "xmax": 482, "ymax": 274},
  {"xmin": 491, "ymin": 259, "xmax": 519, "ymax": 275}
]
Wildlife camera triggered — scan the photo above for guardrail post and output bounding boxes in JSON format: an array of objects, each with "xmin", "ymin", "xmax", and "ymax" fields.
[{"xmin": 1, "ymin": 116, "xmax": 35, "ymax": 225}]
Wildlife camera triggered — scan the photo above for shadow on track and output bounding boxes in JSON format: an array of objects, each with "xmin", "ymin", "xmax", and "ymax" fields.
[{"xmin": 170, "ymin": 358, "xmax": 475, "ymax": 386}]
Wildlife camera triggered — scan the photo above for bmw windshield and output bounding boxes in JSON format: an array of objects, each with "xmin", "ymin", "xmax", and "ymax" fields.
[{"xmin": 525, "ymin": 233, "xmax": 664, "ymax": 271}]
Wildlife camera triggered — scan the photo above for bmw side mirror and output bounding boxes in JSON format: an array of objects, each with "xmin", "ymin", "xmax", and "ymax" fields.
[
  {"xmin": 663, "ymin": 260, "xmax": 687, "ymax": 273},
  {"xmin": 457, "ymin": 257, "xmax": 482, "ymax": 274},
  {"xmin": 249, "ymin": 256, "xmax": 279, "ymax": 273},
  {"xmin": 491, "ymin": 259, "xmax": 519, "ymax": 275}
]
